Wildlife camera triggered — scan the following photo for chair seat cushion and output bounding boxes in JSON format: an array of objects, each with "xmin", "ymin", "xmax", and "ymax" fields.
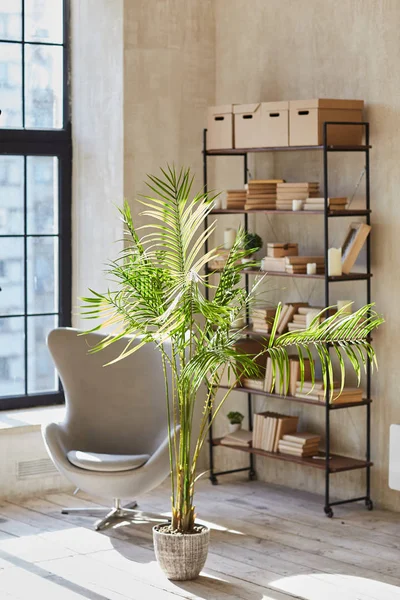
[{"xmin": 67, "ymin": 450, "xmax": 150, "ymax": 472}]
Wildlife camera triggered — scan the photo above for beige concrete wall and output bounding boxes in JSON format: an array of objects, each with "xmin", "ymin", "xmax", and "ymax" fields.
[
  {"xmin": 71, "ymin": 0, "xmax": 124, "ymax": 327},
  {"xmin": 123, "ymin": 0, "xmax": 215, "ymax": 218},
  {"xmin": 72, "ymin": 0, "xmax": 215, "ymax": 325},
  {"xmin": 212, "ymin": 0, "xmax": 400, "ymax": 510}
]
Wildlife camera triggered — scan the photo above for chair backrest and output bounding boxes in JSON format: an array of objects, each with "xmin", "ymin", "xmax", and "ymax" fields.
[{"xmin": 48, "ymin": 328, "xmax": 170, "ymax": 455}]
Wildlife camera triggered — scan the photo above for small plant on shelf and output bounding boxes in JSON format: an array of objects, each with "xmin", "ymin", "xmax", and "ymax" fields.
[
  {"xmin": 227, "ymin": 411, "xmax": 245, "ymax": 433},
  {"xmin": 241, "ymin": 231, "xmax": 263, "ymax": 267},
  {"xmin": 241, "ymin": 231, "xmax": 263, "ymax": 256}
]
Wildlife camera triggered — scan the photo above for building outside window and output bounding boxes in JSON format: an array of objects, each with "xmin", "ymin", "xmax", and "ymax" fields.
[{"xmin": 0, "ymin": 0, "xmax": 71, "ymax": 409}]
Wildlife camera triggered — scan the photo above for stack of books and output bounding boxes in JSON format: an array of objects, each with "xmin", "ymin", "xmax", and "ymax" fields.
[
  {"xmin": 264, "ymin": 354, "xmax": 312, "ymax": 395},
  {"xmin": 275, "ymin": 302, "xmax": 309, "ymax": 334},
  {"xmin": 251, "ymin": 306, "xmax": 277, "ymax": 333},
  {"xmin": 244, "ymin": 179, "xmax": 283, "ymax": 210},
  {"xmin": 278, "ymin": 433, "xmax": 321, "ymax": 457},
  {"xmin": 295, "ymin": 382, "xmax": 363, "ymax": 404},
  {"xmin": 226, "ymin": 189, "xmax": 247, "ymax": 210},
  {"xmin": 303, "ymin": 197, "xmax": 348, "ymax": 212},
  {"xmin": 285, "ymin": 256, "xmax": 325, "ymax": 275},
  {"xmin": 261, "ymin": 256, "xmax": 286, "ymax": 272},
  {"xmin": 276, "ymin": 182, "xmax": 320, "ymax": 210},
  {"xmin": 287, "ymin": 306, "xmax": 323, "ymax": 331},
  {"xmin": 253, "ymin": 412, "xmax": 299, "ymax": 452},
  {"xmin": 220, "ymin": 429, "xmax": 253, "ymax": 447}
]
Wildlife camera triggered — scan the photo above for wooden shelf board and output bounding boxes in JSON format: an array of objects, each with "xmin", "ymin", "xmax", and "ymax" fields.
[
  {"xmin": 210, "ymin": 209, "xmax": 371, "ymax": 217},
  {"xmin": 238, "ymin": 270, "xmax": 371, "ymax": 281},
  {"xmin": 218, "ymin": 385, "xmax": 371, "ymax": 410},
  {"xmin": 205, "ymin": 145, "xmax": 371, "ymax": 155},
  {"xmin": 212, "ymin": 438, "xmax": 372, "ymax": 473}
]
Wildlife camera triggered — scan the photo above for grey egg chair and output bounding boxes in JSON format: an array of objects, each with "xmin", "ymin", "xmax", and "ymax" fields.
[{"xmin": 43, "ymin": 328, "xmax": 174, "ymax": 530}]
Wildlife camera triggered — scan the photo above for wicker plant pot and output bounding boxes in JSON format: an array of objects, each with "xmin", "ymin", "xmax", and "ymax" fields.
[{"xmin": 153, "ymin": 524, "xmax": 210, "ymax": 581}]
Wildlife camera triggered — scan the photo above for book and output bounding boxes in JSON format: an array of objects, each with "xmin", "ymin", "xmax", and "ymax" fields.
[
  {"xmin": 273, "ymin": 415, "xmax": 299, "ymax": 452},
  {"xmin": 278, "ymin": 443, "xmax": 320, "ymax": 457},
  {"xmin": 261, "ymin": 257, "xmax": 287, "ymax": 272},
  {"xmin": 285, "ymin": 256, "xmax": 325, "ymax": 265},
  {"xmin": 282, "ymin": 432, "xmax": 321, "ymax": 446},
  {"xmin": 220, "ymin": 429, "xmax": 253, "ymax": 447},
  {"xmin": 305, "ymin": 197, "xmax": 347, "ymax": 205},
  {"xmin": 253, "ymin": 412, "xmax": 269, "ymax": 449},
  {"xmin": 289, "ymin": 357, "xmax": 312, "ymax": 396},
  {"xmin": 277, "ymin": 304, "xmax": 295, "ymax": 334},
  {"xmin": 277, "ymin": 182, "xmax": 319, "ymax": 188},
  {"xmin": 264, "ymin": 357, "xmax": 273, "ymax": 392},
  {"xmin": 241, "ymin": 377, "xmax": 264, "ymax": 391}
]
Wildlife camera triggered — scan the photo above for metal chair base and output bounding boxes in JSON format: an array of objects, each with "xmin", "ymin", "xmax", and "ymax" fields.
[{"xmin": 61, "ymin": 499, "xmax": 138, "ymax": 530}]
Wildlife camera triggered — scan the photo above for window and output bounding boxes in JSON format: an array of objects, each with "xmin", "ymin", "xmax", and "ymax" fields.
[{"xmin": 0, "ymin": 0, "xmax": 71, "ymax": 410}]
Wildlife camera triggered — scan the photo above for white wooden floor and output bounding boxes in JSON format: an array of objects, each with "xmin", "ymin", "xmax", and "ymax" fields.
[{"xmin": 0, "ymin": 477, "xmax": 399, "ymax": 600}]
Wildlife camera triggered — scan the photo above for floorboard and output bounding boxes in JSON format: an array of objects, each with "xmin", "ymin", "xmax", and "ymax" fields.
[{"xmin": 0, "ymin": 478, "xmax": 399, "ymax": 599}]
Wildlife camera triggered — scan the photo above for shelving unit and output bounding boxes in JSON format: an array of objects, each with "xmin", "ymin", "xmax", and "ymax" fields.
[{"xmin": 203, "ymin": 121, "xmax": 373, "ymax": 517}]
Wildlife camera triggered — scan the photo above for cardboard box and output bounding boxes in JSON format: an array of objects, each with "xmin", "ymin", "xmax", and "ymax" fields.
[
  {"xmin": 234, "ymin": 101, "xmax": 289, "ymax": 148},
  {"xmin": 267, "ymin": 243, "xmax": 298, "ymax": 258},
  {"xmin": 289, "ymin": 99, "xmax": 364, "ymax": 146},
  {"xmin": 207, "ymin": 105, "xmax": 234, "ymax": 150}
]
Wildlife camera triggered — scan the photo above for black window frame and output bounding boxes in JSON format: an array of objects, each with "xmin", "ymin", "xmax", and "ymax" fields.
[{"xmin": 0, "ymin": 0, "xmax": 71, "ymax": 410}]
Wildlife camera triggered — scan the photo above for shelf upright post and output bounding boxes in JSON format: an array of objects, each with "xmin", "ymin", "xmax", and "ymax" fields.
[
  {"xmin": 365, "ymin": 122, "xmax": 373, "ymax": 510},
  {"xmin": 243, "ymin": 154, "xmax": 256, "ymax": 480},
  {"xmin": 203, "ymin": 129, "xmax": 218, "ymax": 484},
  {"xmin": 323, "ymin": 122, "xmax": 332, "ymax": 517}
]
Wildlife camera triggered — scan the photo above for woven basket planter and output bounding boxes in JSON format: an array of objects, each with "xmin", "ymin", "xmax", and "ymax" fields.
[{"xmin": 153, "ymin": 524, "xmax": 210, "ymax": 581}]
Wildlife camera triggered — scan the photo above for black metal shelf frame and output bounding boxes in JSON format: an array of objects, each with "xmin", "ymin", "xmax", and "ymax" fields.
[{"xmin": 203, "ymin": 121, "xmax": 373, "ymax": 517}]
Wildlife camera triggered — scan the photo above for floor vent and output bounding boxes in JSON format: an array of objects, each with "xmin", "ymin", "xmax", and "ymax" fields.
[{"xmin": 17, "ymin": 458, "xmax": 58, "ymax": 480}]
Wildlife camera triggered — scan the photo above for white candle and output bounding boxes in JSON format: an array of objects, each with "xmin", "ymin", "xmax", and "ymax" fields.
[
  {"xmin": 328, "ymin": 247, "xmax": 342, "ymax": 276},
  {"xmin": 224, "ymin": 228, "xmax": 236, "ymax": 249},
  {"xmin": 307, "ymin": 262, "xmax": 317, "ymax": 275},
  {"xmin": 214, "ymin": 197, "xmax": 221, "ymax": 209},
  {"xmin": 292, "ymin": 199, "xmax": 303, "ymax": 211},
  {"xmin": 337, "ymin": 300, "xmax": 353, "ymax": 314}
]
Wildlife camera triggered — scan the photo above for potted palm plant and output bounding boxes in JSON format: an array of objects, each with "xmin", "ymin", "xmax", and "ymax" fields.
[{"xmin": 82, "ymin": 166, "xmax": 383, "ymax": 581}]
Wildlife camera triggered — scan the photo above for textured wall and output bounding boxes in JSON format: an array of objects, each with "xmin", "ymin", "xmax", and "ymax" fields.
[
  {"xmin": 123, "ymin": 0, "xmax": 215, "ymax": 218},
  {"xmin": 71, "ymin": 0, "xmax": 124, "ymax": 327},
  {"xmin": 212, "ymin": 0, "xmax": 400, "ymax": 510},
  {"xmin": 71, "ymin": 0, "xmax": 215, "ymax": 323}
]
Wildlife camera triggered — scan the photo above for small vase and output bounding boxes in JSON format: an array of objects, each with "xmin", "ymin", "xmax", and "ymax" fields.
[
  {"xmin": 153, "ymin": 524, "xmax": 210, "ymax": 581},
  {"xmin": 228, "ymin": 423, "xmax": 241, "ymax": 433}
]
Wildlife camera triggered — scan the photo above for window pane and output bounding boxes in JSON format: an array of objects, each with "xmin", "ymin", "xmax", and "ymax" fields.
[
  {"xmin": 24, "ymin": 0, "xmax": 63, "ymax": 44},
  {"xmin": 27, "ymin": 236, "xmax": 58, "ymax": 314},
  {"xmin": 27, "ymin": 314, "xmax": 58, "ymax": 393},
  {"xmin": 25, "ymin": 44, "xmax": 63, "ymax": 129},
  {"xmin": 27, "ymin": 156, "xmax": 58, "ymax": 234},
  {"xmin": 0, "ymin": 156, "xmax": 24, "ymax": 235},
  {"xmin": 0, "ymin": 0, "xmax": 22, "ymax": 41},
  {"xmin": 0, "ymin": 42, "xmax": 22, "ymax": 128},
  {"xmin": 0, "ymin": 317, "xmax": 25, "ymax": 396},
  {"xmin": 0, "ymin": 238, "xmax": 24, "ymax": 315}
]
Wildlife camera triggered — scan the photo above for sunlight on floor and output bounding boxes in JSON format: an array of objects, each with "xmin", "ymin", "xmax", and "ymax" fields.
[{"xmin": 271, "ymin": 573, "xmax": 400, "ymax": 600}]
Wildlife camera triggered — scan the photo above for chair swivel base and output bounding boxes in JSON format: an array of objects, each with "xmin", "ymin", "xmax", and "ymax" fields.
[{"xmin": 61, "ymin": 499, "xmax": 138, "ymax": 530}]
